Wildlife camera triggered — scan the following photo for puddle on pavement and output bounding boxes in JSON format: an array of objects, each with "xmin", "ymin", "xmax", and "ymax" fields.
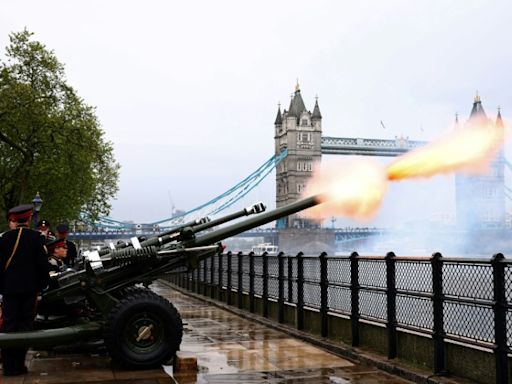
[{"xmin": 196, "ymin": 350, "xmax": 239, "ymax": 375}]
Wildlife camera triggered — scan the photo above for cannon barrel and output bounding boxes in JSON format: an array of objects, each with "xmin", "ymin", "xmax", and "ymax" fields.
[
  {"xmin": 191, "ymin": 202, "xmax": 266, "ymax": 234},
  {"xmin": 97, "ymin": 217, "xmax": 211, "ymax": 256},
  {"xmin": 191, "ymin": 195, "xmax": 321, "ymax": 247},
  {"xmin": 99, "ymin": 203, "xmax": 266, "ymax": 256}
]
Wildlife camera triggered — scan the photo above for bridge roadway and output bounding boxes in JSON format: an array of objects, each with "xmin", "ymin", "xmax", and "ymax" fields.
[
  {"xmin": 4, "ymin": 281, "xmax": 435, "ymax": 384},
  {"xmin": 321, "ymin": 136, "xmax": 425, "ymax": 157}
]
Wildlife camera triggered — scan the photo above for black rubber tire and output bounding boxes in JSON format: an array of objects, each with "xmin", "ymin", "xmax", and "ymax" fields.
[
  {"xmin": 113, "ymin": 286, "xmax": 155, "ymax": 299},
  {"xmin": 104, "ymin": 292, "xmax": 183, "ymax": 369}
]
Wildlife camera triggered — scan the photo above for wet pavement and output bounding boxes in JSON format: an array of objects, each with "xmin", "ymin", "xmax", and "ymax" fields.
[{"xmin": 0, "ymin": 281, "xmax": 413, "ymax": 383}]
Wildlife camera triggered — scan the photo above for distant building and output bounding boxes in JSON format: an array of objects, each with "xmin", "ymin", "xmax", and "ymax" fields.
[
  {"xmin": 274, "ymin": 83, "xmax": 322, "ymax": 228},
  {"xmin": 455, "ymin": 94, "xmax": 506, "ymax": 229},
  {"xmin": 429, "ymin": 211, "xmax": 456, "ymax": 227},
  {"xmin": 172, "ymin": 209, "xmax": 186, "ymax": 218}
]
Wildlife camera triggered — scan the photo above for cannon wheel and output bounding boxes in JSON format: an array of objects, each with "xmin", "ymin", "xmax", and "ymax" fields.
[
  {"xmin": 104, "ymin": 291, "xmax": 183, "ymax": 369},
  {"xmin": 114, "ymin": 286, "xmax": 155, "ymax": 299}
]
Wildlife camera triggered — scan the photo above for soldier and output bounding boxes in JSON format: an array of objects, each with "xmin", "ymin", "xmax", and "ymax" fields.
[
  {"xmin": 56, "ymin": 224, "xmax": 77, "ymax": 267},
  {"xmin": 36, "ymin": 219, "xmax": 52, "ymax": 240},
  {"xmin": 0, "ymin": 204, "xmax": 50, "ymax": 376},
  {"xmin": 7, "ymin": 217, "xmax": 17, "ymax": 231},
  {"xmin": 0, "ymin": 214, "xmax": 17, "ymax": 237},
  {"xmin": 46, "ymin": 238, "xmax": 67, "ymax": 273}
]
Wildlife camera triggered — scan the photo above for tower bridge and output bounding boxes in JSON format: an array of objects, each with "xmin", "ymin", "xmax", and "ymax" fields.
[
  {"xmin": 273, "ymin": 83, "xmax": 432, "ymax": 230},
  {"xmin": 274, "ymin": 83, "xmax": 505, "ymax": 234},
  {"xmin": 75, "ymin": 84, "xmax": 506, "ymax": 255}
]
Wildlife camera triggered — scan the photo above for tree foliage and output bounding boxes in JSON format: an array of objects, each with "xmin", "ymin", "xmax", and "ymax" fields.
[{"xmin": 0, "ymin": 30, "xmax": 119, "ymax": 228}]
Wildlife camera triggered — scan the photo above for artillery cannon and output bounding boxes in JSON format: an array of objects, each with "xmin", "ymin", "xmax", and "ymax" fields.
[{"xmin": 0, "ymin": 196, "xmax": 319, "ymax": 369}]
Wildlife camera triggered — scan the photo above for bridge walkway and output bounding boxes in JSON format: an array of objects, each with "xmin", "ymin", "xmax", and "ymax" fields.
[{"xmin": 1, "ymin": 282, "xmax": 454, "ymax": 383}]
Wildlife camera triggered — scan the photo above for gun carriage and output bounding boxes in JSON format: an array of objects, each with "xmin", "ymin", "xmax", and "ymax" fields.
[{"xmin": 0, "ymin": 196, "xmax": 319, "ymax": 368}]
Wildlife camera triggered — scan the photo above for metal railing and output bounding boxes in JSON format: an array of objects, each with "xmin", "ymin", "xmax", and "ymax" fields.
[{"xmin": 170, "ymin": 251, "xmax": 510, "ymax": 384}]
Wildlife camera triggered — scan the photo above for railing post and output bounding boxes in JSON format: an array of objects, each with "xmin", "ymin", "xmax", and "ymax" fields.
[
  {"xmin": 226, "ymin": 251, "xmax": 232, "ymax": 305},
  {"xmin": 262, "ymin": 252, "xmax": 269, "ymax": 318},
  {"xmin": 195, "ymin": 267, "xmax": 199, "ymax": 292},
  {"xmin": 210, "ymin": 251, "xmax": 215, "ymax": 299},
  {"xmin": 288, "ymin": 256, "xmax": 294, "ymax": 302},
  {"xmin": 386, "ymin": 251, "xmax": 397, "ymax": 359},
  {"xmin": 249, "ymin": 252, "xmax": 255, "ymax": 313},
  {"xmin": 492, "ymin": 253, "xmax": 508, "ymax": 384},
  {"xmin": 197, "ymin": 263, "xmax": 202, "ymax": 293},
  {"xmin": 296, "ymin": 252, "xmax": 305, "ymax": 330},
  {"xmin": 320, "ymin": 252, "xmax": 329, "ymax": 338},
  {"xmin": 237, "ymin": 252, "xmax": 243, "ymax": 309},
  {"xmin": 218, "ymin": 252, "xmax": 223, "ymax": 301},
  {"xmin": 190, "ymin": 265, "xmax": 195, "ymax": 292},
  {"xmin": 202, "ymin": 256, "xmax": 207, "ymax": 296},
  {"xmin": 431, "ymin": 252, "xmax": 445, "ymax": 375},
  {"xmin": 350, "ymin": 251, "xmax": 360, "ymax": 346},
  {"xmin": 278, "ymin": 252, "xmax": 285, "ymax": 323},
  {"xmin": 193, "ymin": 265, "xmax": 198, "ymax": 293}
]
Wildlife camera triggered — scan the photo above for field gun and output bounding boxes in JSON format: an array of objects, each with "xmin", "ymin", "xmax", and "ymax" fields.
[
  {"xmin": 94, "ymin": 216, "xmax": 212, "ymax": 257},
  {"xmin": 0, "ymin": 196, "xmax": 319, "ymax": 369}
]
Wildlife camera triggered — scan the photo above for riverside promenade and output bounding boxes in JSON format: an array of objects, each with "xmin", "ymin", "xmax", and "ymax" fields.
[{"xmin": 0, "ymin": 282, "xmax": 469, "ymax": 384}]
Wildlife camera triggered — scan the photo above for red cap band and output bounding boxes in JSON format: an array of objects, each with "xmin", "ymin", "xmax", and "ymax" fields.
[
  {"xmin": 47, "ymin": 239, "xmax": 66, "ymax": 251},
  {"xmin": 9, "ymin": 209, "xmax": 33, "ymax": 222}
]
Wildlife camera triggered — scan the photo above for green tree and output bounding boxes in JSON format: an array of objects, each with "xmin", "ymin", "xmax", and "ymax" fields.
[{"xmin": 0, "ymin": 29, "xmax": 119, "ymax": 229}]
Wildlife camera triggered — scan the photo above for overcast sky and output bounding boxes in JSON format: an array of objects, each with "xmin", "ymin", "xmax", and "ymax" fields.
[{"xmin": 1, "ymin": 1, "xmax": 511, "ymax": 226}]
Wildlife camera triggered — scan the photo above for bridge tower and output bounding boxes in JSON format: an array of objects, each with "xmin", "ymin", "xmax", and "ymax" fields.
[
  {"xmin": 275, "ymin": 83, "xmax": 322, "ymax": 228},
  {"xmin": 455, "ymin": 94, "xmax": 506, "ymax": 230}
]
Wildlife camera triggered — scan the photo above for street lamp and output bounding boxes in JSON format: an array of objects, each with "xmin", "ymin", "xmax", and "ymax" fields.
[{"xmin": 32, "ymin": 192, "xmax": 43, "ymax": 228}]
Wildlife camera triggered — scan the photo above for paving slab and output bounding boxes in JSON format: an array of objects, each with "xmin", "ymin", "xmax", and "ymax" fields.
[{"xmin": 0, "ymin": 282, "xmax": 414, "ymax": 383}]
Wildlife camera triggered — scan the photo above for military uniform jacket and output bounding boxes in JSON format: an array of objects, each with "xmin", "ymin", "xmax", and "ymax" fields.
[
  {"xmin": 48, "ymin": 256, "xmax": 64, "ymax": 273},
  {"xmin": 65, "ymin": 240, "xmax": 77, "ymax": 266},
  {"xmin": 0, "ymin": 225, "xmax": 50, "ymax": 295}
]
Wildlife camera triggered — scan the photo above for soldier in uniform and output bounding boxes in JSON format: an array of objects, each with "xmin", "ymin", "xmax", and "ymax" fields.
[
  {"xmin": 0, "ymin": 214, "xmax": 17, "ymax": 236},
  {"xmin": 0, "ymin": 204, "xmax": 50, "ymax": 376},
  {"xmin": 56, "ymin": 224, "xmax": 77, "ymax": 267},
  {"xmin": 46, "ymin": 238, "xmax": 67, "ymax": 273},
  {"xmin": 36, "ymin": 219, "xmax": 52, "ymax": 240}
]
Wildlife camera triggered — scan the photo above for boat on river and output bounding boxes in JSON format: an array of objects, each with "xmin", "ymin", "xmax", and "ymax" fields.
[{"xmin": 251, "ymin": 243, "xmax": 279, "ymax": 255}]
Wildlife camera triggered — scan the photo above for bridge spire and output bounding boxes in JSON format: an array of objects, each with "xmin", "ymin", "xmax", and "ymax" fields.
[
  {"xmin": 312, "ymin": 95, "xmax": 322, "ymax": 120},
  {"xmin": 274, "ymin": 103, "xmax": 282, "ymax": 125},
  {"xmin": 474, "ymin": 90, "xmax": 480, "ymax": 103},
  {"xmin": 288, "ymin": 83, "xmax": 306, "ymax": 119},
  {"xmin": 496, "ymin": 106, "xmax": 504, "ymax": 128},
  {"xmin": 470, "ymin": 91, "xmax": 487, "ymax": 120}
]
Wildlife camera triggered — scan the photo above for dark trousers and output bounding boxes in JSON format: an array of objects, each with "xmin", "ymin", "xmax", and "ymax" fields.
[{"xmin": 1, "ymin": 293, "xmax": 37, "ymax": 373}]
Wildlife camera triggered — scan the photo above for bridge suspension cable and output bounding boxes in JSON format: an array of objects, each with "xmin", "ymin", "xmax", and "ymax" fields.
[{"xmin": 96, "ymin": 149, "xmax": 288, "ymax": 230}]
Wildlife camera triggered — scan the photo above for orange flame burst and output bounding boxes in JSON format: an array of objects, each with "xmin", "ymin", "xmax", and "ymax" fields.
[
  {"xmin": 387, "ymin": 121, "xmax": 505, "ymax": 180},
  {"xmin": 304, "ymin": 120, "xmax": 507, "ymax": 222},
  {"xmin": 304, "ymin": 159, "xmax": 388, "ymax": 221}
]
